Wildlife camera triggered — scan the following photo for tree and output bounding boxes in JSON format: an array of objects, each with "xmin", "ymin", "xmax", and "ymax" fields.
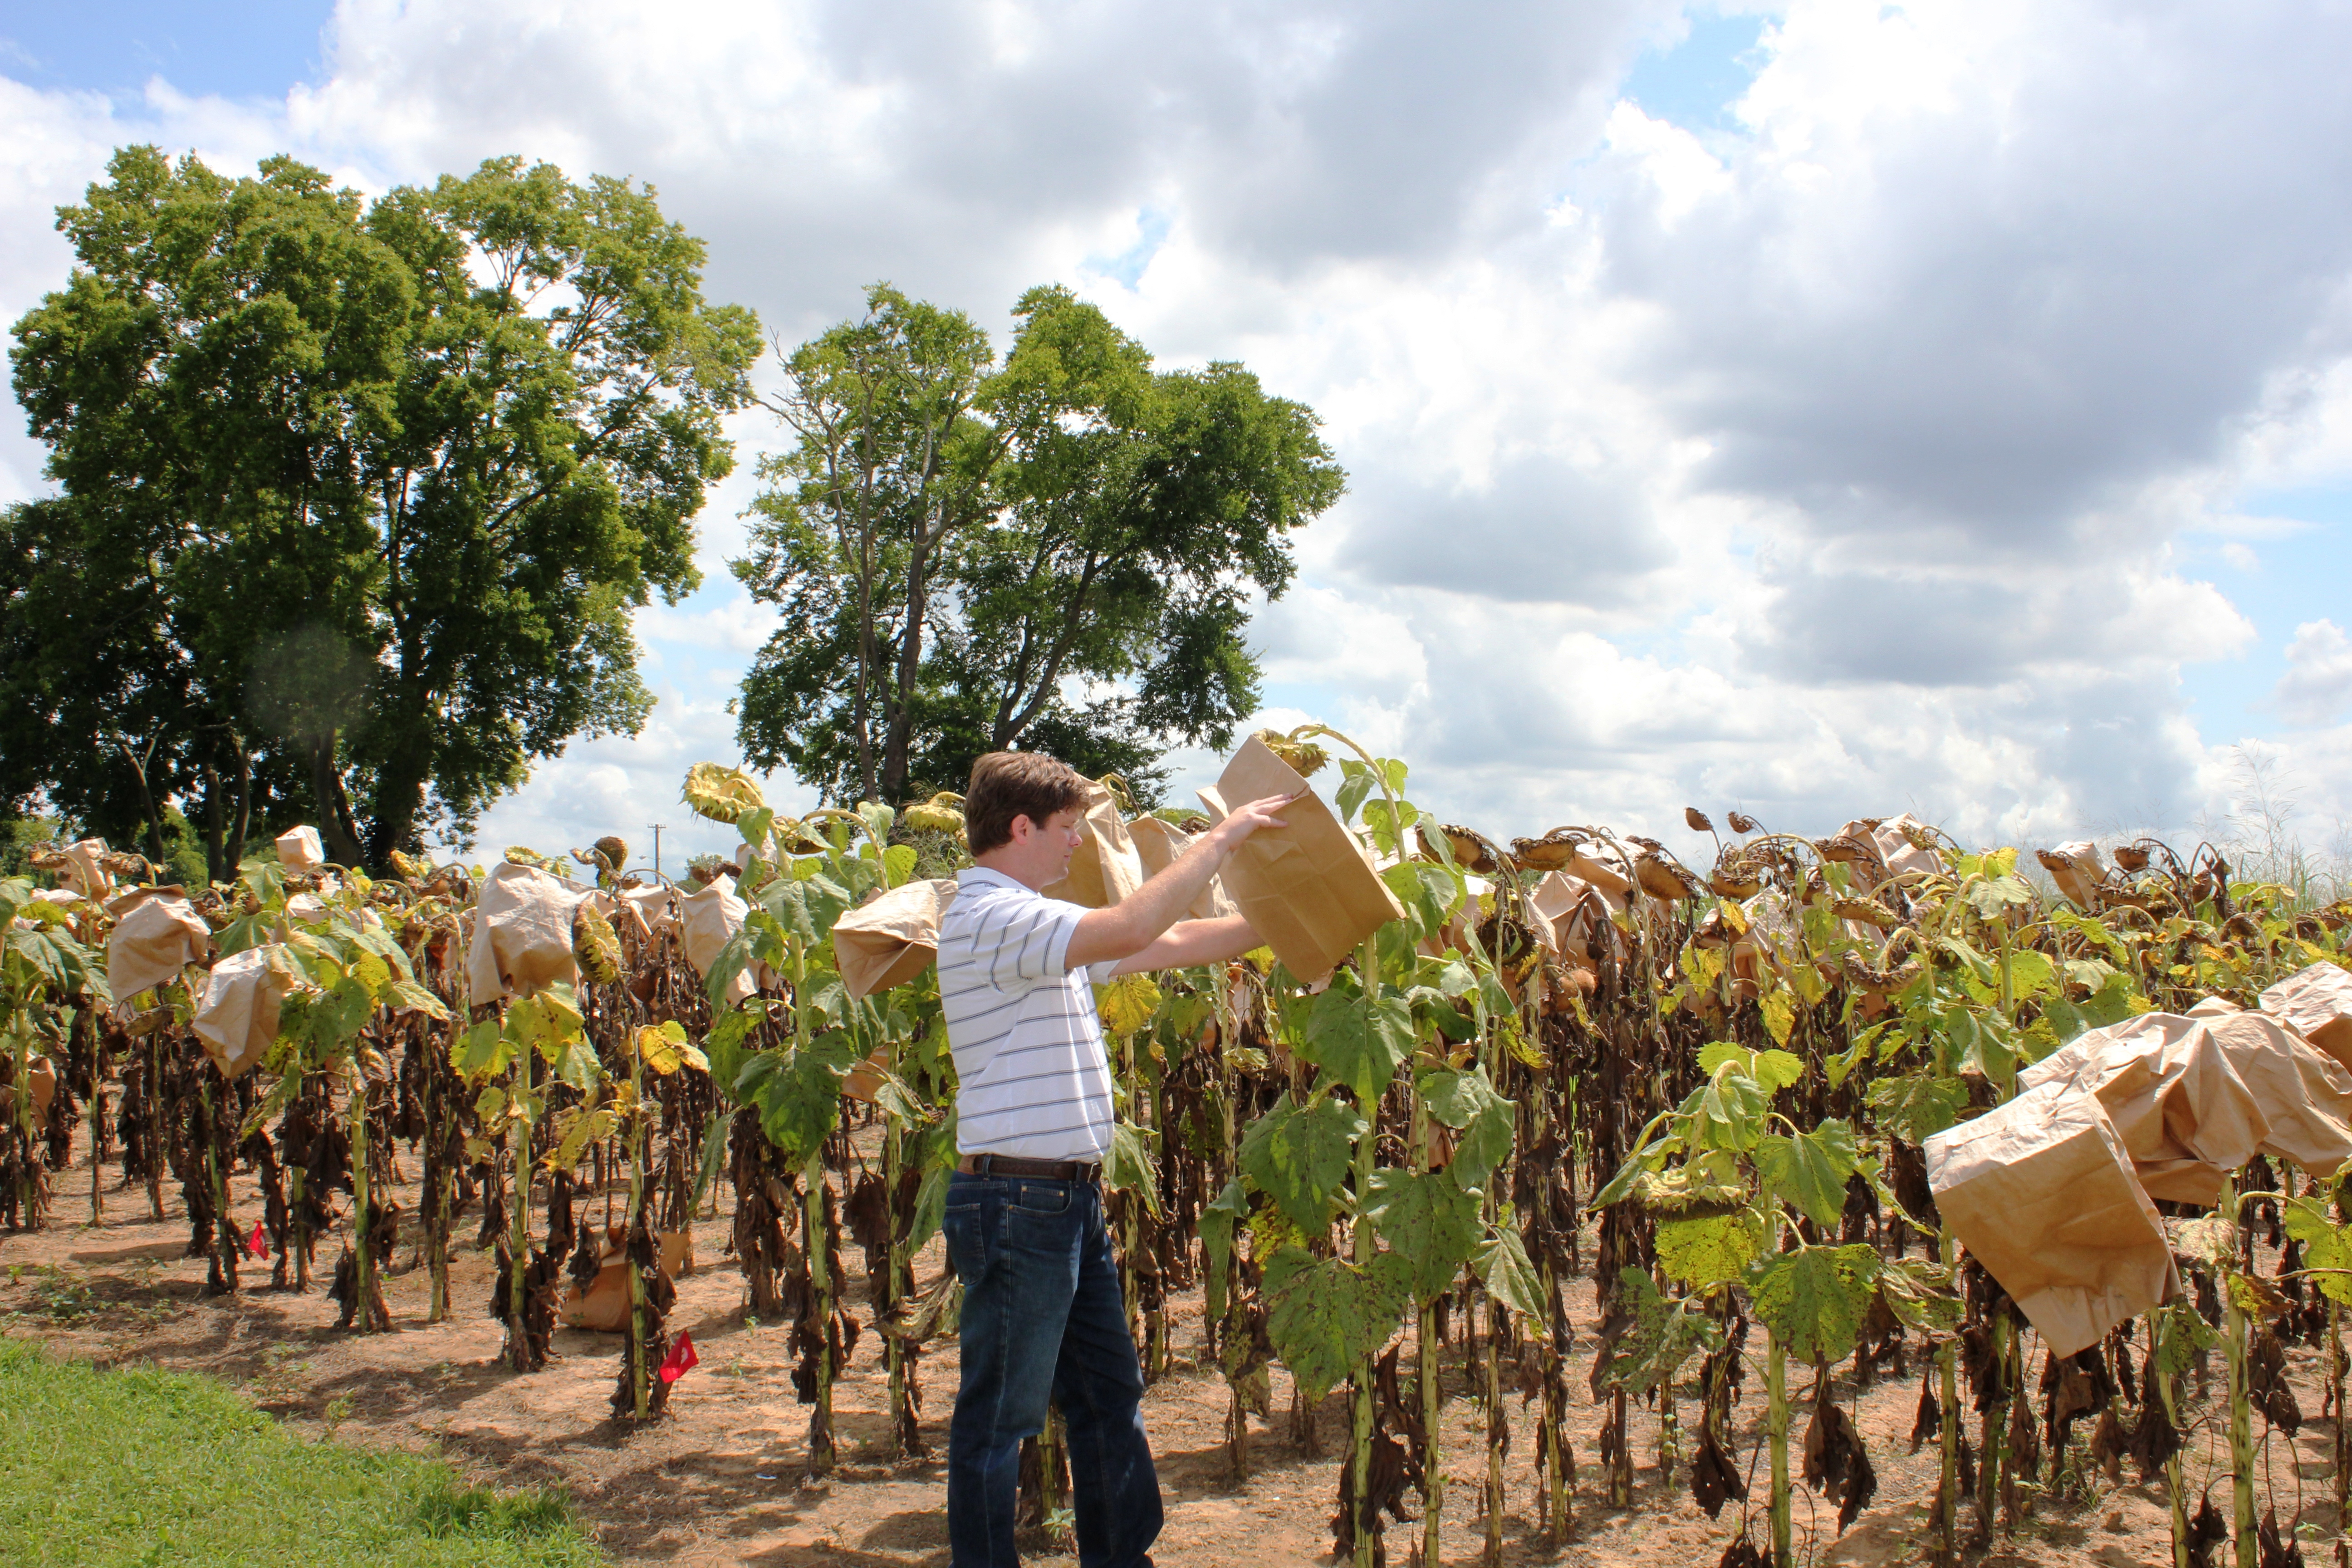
[
  {"xmin": 732, "ymin": 285, "xmax": 1000, "ymax": 807},
  {"xmin": 733, "ymin": 284, "xmax": 1344, "ymax": 805},
  {"xmin": 4, "ymin": 147, "xmax": 758, "ymax": 867}
]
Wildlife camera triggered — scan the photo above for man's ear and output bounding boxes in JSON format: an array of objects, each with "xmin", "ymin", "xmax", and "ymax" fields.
[{"xmin": 1005, "ymin": 812, "xmax": 1034, "ymax": 845}]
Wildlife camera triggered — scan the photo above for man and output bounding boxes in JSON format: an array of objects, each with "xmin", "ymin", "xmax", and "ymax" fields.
[{"xmin": 937, "ymin": 750, "xmax": 1293, "ymax": 1568}]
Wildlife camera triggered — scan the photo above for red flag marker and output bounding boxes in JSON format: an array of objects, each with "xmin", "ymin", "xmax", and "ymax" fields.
[
  {"xmin": 657, "ymin": 1330, "xmax": 698, "ymax": 1384},
  {"xmin": 245, "ymin": 1220, "xmax": 269, "ymax": 1259}
]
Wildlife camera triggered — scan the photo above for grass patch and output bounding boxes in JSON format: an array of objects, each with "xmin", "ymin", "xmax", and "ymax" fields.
[{"xmin": 0, "ymin": 1340, "xmax": 606, "ymax": 1566}]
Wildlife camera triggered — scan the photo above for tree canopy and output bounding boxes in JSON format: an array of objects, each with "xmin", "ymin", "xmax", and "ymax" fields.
[
  {"xmin": 1, "ymin": 147, "xmax": 758, "ymax": 870},
  {"xmin": 733, "ymin": 283, "xmax": 1344, "ymax": 806}
]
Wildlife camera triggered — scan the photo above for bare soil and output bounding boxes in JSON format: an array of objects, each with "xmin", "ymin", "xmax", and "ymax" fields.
[{"xmin": 1, "ymin": 1144, "xmax": 2337, "ymax": 1568}]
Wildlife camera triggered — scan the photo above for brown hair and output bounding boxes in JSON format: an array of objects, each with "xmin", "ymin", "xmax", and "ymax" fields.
[{"xmin": 964, "ymin": 751, "xmax": 1089, "ymax": 855}]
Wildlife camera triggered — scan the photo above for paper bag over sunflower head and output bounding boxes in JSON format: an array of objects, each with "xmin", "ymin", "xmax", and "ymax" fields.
[
  {"xmin": 1925, "ymin": 1082, "xmax": 2178, "ymax": 1359},
  {"xmin": 1041, "ymin": 778, "xmax": 1146, "ymax": 909},
  {"xmin": 1198, "ymin": 736, "xmax": 1405, "ymax": 982},
  {"xmin": 832, "ymin": 878, "xmax": 960, "ymax": 998}
]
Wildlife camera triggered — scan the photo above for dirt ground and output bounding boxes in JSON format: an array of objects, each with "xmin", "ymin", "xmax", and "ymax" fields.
[{"xmin": 1, "ymin": 1140, "xmax": 2340, "ymax": 1568}]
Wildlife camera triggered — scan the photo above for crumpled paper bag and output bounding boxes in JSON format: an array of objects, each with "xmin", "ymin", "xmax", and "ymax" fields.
[
  {"xmin": 60, "ymin": 838, "xmax": 113, "ymax": 900},
  {"xmin": 0, "ymin": 1055, "xmax": 56, "ymax": 1122},
  {"xmin": 681, "ymin": 872, "xmax": 757, "ymax": 1006},
  {"xmin": 1041, "ymin": 779, "xmax": 1147, "ymax": 909},
  {"xmin": 104, "ymin": 887, "xmax": 211, "ymax": 1002},
  {"xmin": 2261, "ymin": 961, "xmax": 2352, "ymax": 1073},
  {"xmin": 2019, "ymin": 1012, "xmax": 2266, "ymax": 1205},
  {"xmin": 832, "ymin": 878, "xmax": 960, "ymax": 998},
  {"xmin": 467, "ymin": 861, "xmax": 592, "ymax": 1005},
  {"xmin": 1926, "ymin": 1081, "xmax": 2178, "ymax": 1359},
  {"xmin": 1870, "ymin": 813, "xmax": 1945, "ymax": 881},
  {"xmin": 1127, "ymin": 814, "xmax": 1241, "ymax": 921},
  {"xmin": 557, "ymin": 1228, "xmax": 695, "ymax": 1331},
  {"xmin": 1198, "ymin": 736, "xmax": 1404, "ymax": 981},
  {"xmin": 276, "ymin": 825, "xmax": 326, "ymax": 873},
  {"xmin": 1527, "ymin": 870, "xmax": 1602, "ymax": 956},
  {"xmin": 2038, "ymin": 841, "xmax": 2107, "ymax": 907},
  {"xmin": 2203, "ymin": 1004, "xmax": 2352, "ymax": 1174},
  {"xmin": 192, "ymin": 945, "xmax": 303, "ymax": 1080},
  {"xmin": 617, "ymin": 883, "xmax": 679, "ymax": 939}
]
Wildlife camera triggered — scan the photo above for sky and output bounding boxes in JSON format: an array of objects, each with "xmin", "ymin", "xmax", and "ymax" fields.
[{"xmin": 5, "ymin": 0, "xmax": 2352, "ymax": 875}]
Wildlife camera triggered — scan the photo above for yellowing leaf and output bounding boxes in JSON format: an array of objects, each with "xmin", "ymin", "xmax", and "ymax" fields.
[
  {"xmin": 1748, "ymin": 1243, "xmax": 1881, "ymax": 1364},
  {"xmin": 1656, "ymin": 1206, "xmax": 1763, "ymax": 1289},
  {"xmin": 1098, "ymin": 973, "xmax": 1162, "ymax": 1038},
  {"xmin": 635, "ymin": 1020, "xmax": 708, "ymax": 1076},
  {"xmin": 1262, "ymin": 1247, "xmax": 1413, "ymax": 1403}
]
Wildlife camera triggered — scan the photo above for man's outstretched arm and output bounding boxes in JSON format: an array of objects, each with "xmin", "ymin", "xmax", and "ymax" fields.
[
  {"xmin": 1063, "ymin": 794, "xmax": 1291, "ymax": 971},
  {"xmin": 1107, "ymin": 914, "xmax": 1262, "ymax": 976}
]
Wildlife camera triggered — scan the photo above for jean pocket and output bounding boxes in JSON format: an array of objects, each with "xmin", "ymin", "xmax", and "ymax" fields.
[
  {"xmin": 943, "ymin": 1201, "xmax": 987, "ymax": 1282},
  {"xmin": 1006, "ymin": 1181, "xmax": 1072, "ymax": 1216}
]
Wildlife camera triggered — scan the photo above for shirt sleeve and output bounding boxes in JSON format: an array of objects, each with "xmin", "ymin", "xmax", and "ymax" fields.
[
  {"xmin": 969, "ymin": 890, "xmax": 1088, "ymax": 986},
  {"xmin": 1084, "ymin": 957, "xmax": 1123, "ymax": 985}
]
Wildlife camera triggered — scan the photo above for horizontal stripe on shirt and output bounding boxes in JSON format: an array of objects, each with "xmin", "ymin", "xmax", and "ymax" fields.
[{"xmin": 937, "ymin": 867, "xmax": 1118, "ymax": 1163}]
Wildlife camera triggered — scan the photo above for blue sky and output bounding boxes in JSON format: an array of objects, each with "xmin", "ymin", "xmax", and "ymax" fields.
[
  {"xmin": 7, "ymin": 0, "xmax": 2352, "ymax": 864},
  {"xmin": 0, "ymin": 3, "xmax": 333, "ymax": 101}
]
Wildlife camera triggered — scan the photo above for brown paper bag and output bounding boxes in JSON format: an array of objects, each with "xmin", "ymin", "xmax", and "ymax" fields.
[
  {"xmin": 1926, "ymin": 1082, "xmax": 2178, "ymax": 1358},
  {"xmin": 2019, "ymin": 1013, "xmax": 2266, "ymax": 1205},
  {"xmin": 832, "ymin": 878, "xmax": 960, "ymax": 998},
  {"xmin": 680, "ymin": 872, "xmax": 756, "ymax": 1006},
  {"xmin": 0, "ymin": 1055, "xmax": 56, "ymax": 1122},
  {"xmin": 1197, "ymin": 737, "xmax": 1405, "ymax": 981},
  {"xmin": 276, "ymin": 825, "xmax": 326, "ymax": 873},
  {"xmin": 2261, "ymin": 961, "xmax": 2352, "ymax": 1072},
  {"xmin": 1869, "ymin": 813, "xmax": 1944, "ymax": 881},
  {"xmin": 1527, "ymin": 870, "xmax": 1598, "ymax": 954},
  {"xmin": 2039, "ymin": 841, "xmax": 2107, "ymax": 907},
  {"xmin": 192, "ymin": 945, "xmax": 302, "ymax": 1080},
  {"xmin": 467, "ymin": 861, "xmax": 592, "ymax": 1006},
  {"xmin": 1041, "ymin": 779, "xmax": 1147, "ymax": 909},
  {"xmin": 2204, "ymin": 1008, "xmax": 2352, "ymax": 1174},
  {"xmin": 557, "ymin": 1229, "xmax": 695, "ymax": 1331},
  {"xmin": 60, "ymin": 838, "xmax": 113, "ymax": 900},
  {"xmin": 617, "ymin": 883, "xmax": 679, "ymax": 938},
  {"xmin": 1566, "ymin": 846, "xmax": 1635, "ymax": 901},
  {"xmin": 1127, "ymin": 815, "xmax": 1241, "ymax": 920},
  {"xmin": 105, "ymin": 889, "xmax": 211, "ymax": 1002}
]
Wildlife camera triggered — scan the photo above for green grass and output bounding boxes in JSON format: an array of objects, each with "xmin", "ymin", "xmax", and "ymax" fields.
[{"xmin": 0, "ymin": 1340, "xmax": 608, "ymax": 1567}]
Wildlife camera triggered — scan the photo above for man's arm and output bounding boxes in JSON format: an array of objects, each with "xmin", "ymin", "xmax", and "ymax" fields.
[
  {"xmin": 1063, "ymin": 794, "xmax": 1293, "ymax": 970},
  {"xmin": 1108, "ymin": 914, "xmax": 1262, "ymax": 976}
]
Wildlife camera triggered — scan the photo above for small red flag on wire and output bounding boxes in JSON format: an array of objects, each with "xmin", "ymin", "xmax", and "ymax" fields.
[
  {"xmin": 245, "ymin": 1220, "xmax": 268, "ymax": 1259},
  {"xmin": 657, "ymin": 1330, "xmax": 698, "ymax": 1384}
]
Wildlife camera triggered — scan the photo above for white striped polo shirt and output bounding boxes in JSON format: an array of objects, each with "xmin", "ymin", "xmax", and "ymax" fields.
[{"xmin": 937, "ymin": 867, "xmax": 1118, "ymax": 1161}]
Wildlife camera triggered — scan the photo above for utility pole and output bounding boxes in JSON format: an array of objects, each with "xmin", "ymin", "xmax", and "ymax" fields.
[{"xmin": 647, "ymin": 822, "xmax": 666, "ymax": 879}]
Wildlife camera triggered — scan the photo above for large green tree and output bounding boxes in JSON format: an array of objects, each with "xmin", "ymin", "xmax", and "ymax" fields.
[
  {"xmin": 733, "ymin": 284, "xmax": 1344, "ymax": 805},
  {"xmin": 3, "ymin": 147, "xmax": 758, "ymax": 867}
]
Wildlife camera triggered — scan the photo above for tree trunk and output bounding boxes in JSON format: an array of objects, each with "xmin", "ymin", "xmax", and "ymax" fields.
[
  {"xmin": 201, "ymin": 739, "xmax": 253, "ymax": 887},
  {"xmin": 364, "ymin": 744, "xmax": 433, "ymax": 869},
  {"xmin": 310, "ymin": 735, "xmax": 365, "ymax": 868},
  {"xmin": 877, "ymin": 535, "xmax": 931, "ymax": 804},
  {"xmin": 116, "ymin": 736, "xmax": 168, "ymax": 867}
]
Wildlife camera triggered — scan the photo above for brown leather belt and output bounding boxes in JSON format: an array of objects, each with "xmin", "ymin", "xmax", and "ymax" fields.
[{"xmin": 958, "ymin": 1153, "xmax": 1102, "ymax": 1181}]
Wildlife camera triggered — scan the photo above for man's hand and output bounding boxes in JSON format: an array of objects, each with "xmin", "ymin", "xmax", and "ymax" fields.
[
  {"xmin": 1064, "ymin": 793, "xmax": 1293, "ymax": 970},
  {"xmin": 1203, "ymin": 790, "xmax": 1299, "ymax": 850}
]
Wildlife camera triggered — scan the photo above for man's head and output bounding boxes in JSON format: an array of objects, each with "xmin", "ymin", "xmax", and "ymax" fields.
[{"xmin": 965, "ymin": 751, "xmax": 1091, "ymax": 888}]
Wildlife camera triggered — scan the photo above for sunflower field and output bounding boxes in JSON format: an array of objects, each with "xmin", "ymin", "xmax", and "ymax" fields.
[{"xmin": 6, "ymin": 722, "xmax": 2352, "ymax": 1568}]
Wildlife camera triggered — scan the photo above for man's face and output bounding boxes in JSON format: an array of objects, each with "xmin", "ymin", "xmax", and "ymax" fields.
[
  {"xmin": 1042, "ymin": 807, "xmax": 1085, "ymax": 876},
  {"xmin": 993, "ymin": 804, "xmax": 1088, "ymax": 889}
]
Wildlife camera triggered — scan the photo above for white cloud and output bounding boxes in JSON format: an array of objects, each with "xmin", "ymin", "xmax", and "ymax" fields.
[
  {"xmin": 10, "ymin": 0, "xmax": 2352, "ymax": 860},
  {"xmin": 2276, "ymin": 620, "xmax": 2352, "ymax": 729}
]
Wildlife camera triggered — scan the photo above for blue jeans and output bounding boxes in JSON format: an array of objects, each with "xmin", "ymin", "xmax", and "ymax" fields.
[{"xmin": 943, "ymin": 1171, "xmax": 1161, "ymax": 1568}]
